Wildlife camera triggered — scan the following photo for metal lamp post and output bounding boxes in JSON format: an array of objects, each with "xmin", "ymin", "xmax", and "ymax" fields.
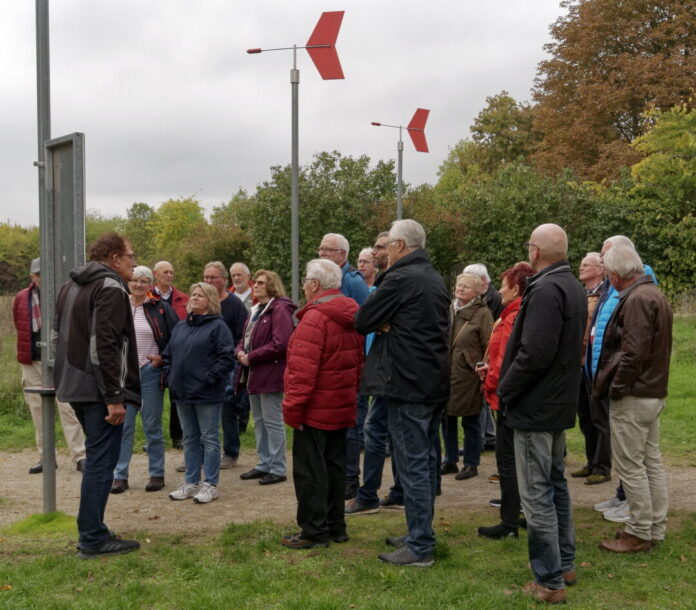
[
  {"xmin": 247, "ymin": 11, "xmax": 345, "ymax": 303},
  {"xmin": 371, "ymin": 108, "xmax": 430, "ymax": 220}
]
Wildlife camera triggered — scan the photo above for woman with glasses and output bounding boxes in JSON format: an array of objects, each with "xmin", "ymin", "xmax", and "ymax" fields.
[
  {"xmin": 236, "ymin": 270, "xmax": 297, "ymax": 485},
  {"xmin": 111, "ymin": 265, "xmax": 179, "ymax": 494}
]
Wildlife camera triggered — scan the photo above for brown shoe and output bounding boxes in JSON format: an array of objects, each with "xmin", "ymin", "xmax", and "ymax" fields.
[
  {"xmin": 585, "ymin": 473, "xmax": 611, "ymax": 485},
  {"xmin": 522, "ymin": 581, "xmax": 567, "ymax": 604},
  {"xmin": 110, "ymin": 479, "xmax": 129, "ymax": 494},
  {"xmin": 571, "ymin": 466, "xmax": 591, "ymax": 478},
  {"xmin": 145, "ymin": 476, "xmax": 165, "ymax": 492},
  {"xmin": 599, "ymin": 532, "xmax": 652, "ymax": 553},
  {"xmin": 563, "ymin": 570, "xmax": 576, "ymax": 586}
]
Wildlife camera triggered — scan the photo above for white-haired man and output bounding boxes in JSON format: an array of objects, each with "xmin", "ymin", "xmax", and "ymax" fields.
[
  {"xmin": 594, "ymin": 245, "xmax": 671, "ymax": 553},
  {"xmin": 318, "ymin": 233, "xmax": 369, "ymax": 305},
  {"xmin": 497, "ymin": 223, "xmax": 586, "ymax": 603},
  {"xmin": 356, "ymin": 219, "xmax": 450, "ymax": 567},
  {"xmin": 229, "ymin": 262, "xmax": 254, "ymax": 312}
]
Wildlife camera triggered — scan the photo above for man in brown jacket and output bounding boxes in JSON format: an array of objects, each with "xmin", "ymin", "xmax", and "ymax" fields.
[{"xmin": 594, "ymin": 245, "xmax": 672, "ymax": 553}]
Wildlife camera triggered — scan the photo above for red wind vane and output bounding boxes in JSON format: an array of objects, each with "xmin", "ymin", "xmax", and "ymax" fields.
[
  {"xmin": 306, "ymin": 11, "xmax": 345, "ymax": 80},
  {"xmin": 407, "ymin": 108, "xmax": 430, "ymax": 153}
]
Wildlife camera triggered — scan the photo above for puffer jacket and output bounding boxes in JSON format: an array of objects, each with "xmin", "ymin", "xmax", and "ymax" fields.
[
  {"xmin": 483, "ymin": 297, "xmax": 521, "ymax": 411},
  {"xmin": 163, "ymin": 313, "xmax": 235, "ymax": 403},
  {"xmin": 53, "ymin": 261, "xmax": 141, "ymax": 406},
  {"xmin": 236, "ymin": 296, "xmax": 297, "ymax": 394},
  {"xmin": 12, "ymin": 281, "xmax": 37, "ymax": 364},
  {"xmin": 446, "ymin": 296, "xmax": 493, "ymax": 417},
  {"xmin": 593, "ymin": 275, "xmax": 672, "ymax": 400},
  {"xmin": 283, "ymin": 290, "xmax": 364, "ymax": 430}
]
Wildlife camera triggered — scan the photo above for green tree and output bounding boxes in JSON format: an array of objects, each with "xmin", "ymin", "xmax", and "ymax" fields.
[
  {"xmin": 85, "ymin": 210, "xmax": 124, "ymax": 247},
  {"xmin": 123, "ymin": 203, "xmax": 156, "ymax": 266},
  {"xmin": 0, "ymin": 224, "xmax": 39, "ymax": 294},
  {"xmin": 532, "ymin": 0, "xmax": 695, "ymax": 181}
]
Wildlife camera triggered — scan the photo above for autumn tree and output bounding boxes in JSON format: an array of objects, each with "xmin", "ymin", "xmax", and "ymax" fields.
[{"xmin": 533, "ymin": 0, "xmax": 696, "ymax": 181}]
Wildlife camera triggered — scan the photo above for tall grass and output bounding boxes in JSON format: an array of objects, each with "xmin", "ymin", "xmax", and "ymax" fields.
[{"xmin": 0, "ymin": 296, "xmax": 25, "ymax": 418}]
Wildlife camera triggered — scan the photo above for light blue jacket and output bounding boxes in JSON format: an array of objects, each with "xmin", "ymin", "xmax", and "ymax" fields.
[{"xmin": 340, "ymin": 261, "xmax": 370, "ymax": 306}]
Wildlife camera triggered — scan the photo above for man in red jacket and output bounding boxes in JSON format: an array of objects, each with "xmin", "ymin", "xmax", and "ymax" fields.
[
  {"xmin": 281, "ymin": 259, "xmax": 364, "ymax": 549},
  {"xmin": 12, "ymin": 257, "xmax": 85, "ymax": 474}
]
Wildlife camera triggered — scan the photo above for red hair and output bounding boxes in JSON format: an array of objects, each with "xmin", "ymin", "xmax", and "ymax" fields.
[{"xmin": 500, "ymin": 262, "xmax": 534, "ymax": 296}]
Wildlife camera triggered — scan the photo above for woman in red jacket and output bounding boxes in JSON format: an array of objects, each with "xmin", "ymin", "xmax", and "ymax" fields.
[
  {"xmin": 281, "ymin": 259, "xmax": 364, "ymax": 550},
  {"xmin": 476, "ymin": 262, "xmax": 534, "ymax": 539}
]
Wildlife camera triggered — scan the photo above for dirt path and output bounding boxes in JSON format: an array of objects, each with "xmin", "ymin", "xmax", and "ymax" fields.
[{"xmin": 1, "ymin": 448, "xmax": 694, "ymax": 536}]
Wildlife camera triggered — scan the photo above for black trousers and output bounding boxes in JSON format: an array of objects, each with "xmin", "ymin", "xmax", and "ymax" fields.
[
  {"xmin": 292, "ymin": 425, "xmax": 347, "ymax": 543},
  {"xmin": 577, "ymin": 377, "xmax": 611, "ymax": 475},
  {"xmin": 169, "ymin": 400, "xmax": 182, "ymax": 443},
  {"xmin": 496, "ymin": 412, "xmax": 522, "ymax": 529}
]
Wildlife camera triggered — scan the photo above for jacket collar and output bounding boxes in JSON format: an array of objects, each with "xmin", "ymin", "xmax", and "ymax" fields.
[
  {"xmin": 526, "ymin": 261, "xmax": 571, "ymax": 290},
  {"xmin": 617, "ymin": 274, "xmax": 654, "ymax": 298},
  {"xmin": 375, "ymin": 248, "xmax": 431, "ymax": 287}
]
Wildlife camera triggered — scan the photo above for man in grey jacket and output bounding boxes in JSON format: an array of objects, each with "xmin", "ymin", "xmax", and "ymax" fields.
[{"xmin": 54, "ymin": 232, "xmax": 141, "ymax": 559}]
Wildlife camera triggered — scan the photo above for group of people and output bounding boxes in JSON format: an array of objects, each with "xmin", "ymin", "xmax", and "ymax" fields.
[{"xmin": 14, "ymin": 219, "xmax": 672, "ymax": 604}]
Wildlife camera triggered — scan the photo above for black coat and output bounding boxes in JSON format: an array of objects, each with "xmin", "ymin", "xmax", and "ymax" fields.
[
  {"xmin": 355, "ymin": 248, "xmax": 450, "ymax": 405},
  {"xmin": 497, "ymin": 261, "xmax": 587, "ymax": 431}
]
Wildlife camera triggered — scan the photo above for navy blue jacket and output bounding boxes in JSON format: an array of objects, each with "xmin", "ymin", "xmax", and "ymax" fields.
[{"xmin": 162, "ymin": 313, "xmax": 235, "ymax": 403}]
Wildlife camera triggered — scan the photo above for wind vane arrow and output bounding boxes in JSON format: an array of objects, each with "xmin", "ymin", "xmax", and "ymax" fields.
[
  {"xmin": 306, "ymin": 11, "xmax": 345, "ymax": 80},
  {"xmin": 407, "ymin": 108, "xmax": 429, "ymax": 153}
]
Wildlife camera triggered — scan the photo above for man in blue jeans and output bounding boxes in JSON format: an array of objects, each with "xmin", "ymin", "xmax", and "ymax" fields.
[
  {"xmin": 53, "ymin": 232, "xmax": 142, "ymax": 559},
  {"xmin": 497, "ymin": 224, "xmax": 586, "ymax": 603},
  {"xmin": 355, "ymin": 219, "xmax": 449, "ymax": 567}
]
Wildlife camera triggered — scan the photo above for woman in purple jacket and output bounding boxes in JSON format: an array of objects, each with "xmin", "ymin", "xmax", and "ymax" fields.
[{"xmin": 236, "ymin": 270, "xmax": 297, "ymax": 485}]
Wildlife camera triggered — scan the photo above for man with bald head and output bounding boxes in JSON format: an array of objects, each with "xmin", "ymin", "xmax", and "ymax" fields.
[{"xmin": 498, "ymin": 223, "xmax": 586, "ymax": 604}]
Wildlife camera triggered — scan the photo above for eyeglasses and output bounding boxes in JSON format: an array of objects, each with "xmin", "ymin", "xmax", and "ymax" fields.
[
  {"xmin": 386, "ymin": 239, "xmax": 403, "ymax": 247},
  {"xmin": 131, "ymin": 279, "xmax": 149, "ymax": 285},
  {"xmin": 524, "ymin": 242, "xmax": 539, "ymax": 250},
  {"xmin": 121, "ymin": 252, "xmax": 136, "ymax": 260},
  {"xmin": 203, "ymin": 275, "xmax": 222, "ymax": 281},
  {"xmin": 253, "ymin": 280, "xmax": 266, "ymax": 285},
  {"xmin": 579, "ymin": 263, "xmax": 602, "ymax": 268},
  {"xmin": 302, "ymin": 277, "xmax": 317, "ymax": 283},
  {"xmin": 318, "ymin": 247, "xmax": 344, "ymax": 254},
  {"xmin": 373, "ymin": 244, "xmax": 387, "ymax": 251}
]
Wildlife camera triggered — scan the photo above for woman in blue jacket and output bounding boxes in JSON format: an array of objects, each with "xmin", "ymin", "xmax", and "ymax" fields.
[{"xmin": 163, "ymin": 282, "xmax": 235, "ymax": 504}]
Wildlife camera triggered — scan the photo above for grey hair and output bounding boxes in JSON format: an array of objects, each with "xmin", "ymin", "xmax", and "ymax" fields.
[
  {"xmin": 132, "ymin": 265, "xmax": 154, "ymax": 283},
  {"xmin": 603, "ymin": 235, "xmax": 635, "ymax": 250},
  {"xmin": 389, "ymin": 219, "xmax": 426, "ymax": 249},
  {"xmin": 602, "ymin": 245, "xmax": 643, "ymax": 279},
  {"xmin": 230, "ymin": 262, "xmax": 250, "ymax": 275},
  {"xmin": 358, "ymin": 248, "xmax": 373, "ymax": 262},
  {"xmin": 153, "ymin": 260, "xmax": 172, "ymax": 272},
  {"xmin": 204, "ymin": 261, "xmax": 228, "ymax": 279},
  {"xmin": 322, "ymin": 233, "xmax": 350, "ymax": 257},
  {"xmin": 463, "ymin": 263, "xmax": 491, "ymax": 284},
  {"xmin": 455, "ymin": 272, "xmax": 482, "ymax": 292},
  {"xmin": 305, "ymin": 258, "xmax": 342, "ymax": 290}
]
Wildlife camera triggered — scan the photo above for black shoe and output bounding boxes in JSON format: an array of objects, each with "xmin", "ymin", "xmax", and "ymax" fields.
[
  {"xmin": 76, "ymin": 459, "xmax": 86, "ymax": 472},
  {"xmin": 280, "ymin": 533, "xmax": 328, "ymax": 549},
  {"xmin": 29, "ymin": 460, "xmax": 57, "ymax": 474},
  {"xmin": 172, "ymin": 438, "xmax": 183, "ymax": 450},
  {"xmin": 489, "ymin": 498, "xmax": 501, "ymax": 508},
  {"xmin": 477, "ymin": 523, "xmax": 518, "ymax": 539},
  {"xmin": 344, "ymin": 479, "xmax": 358, "ymax": 500},
  {"xmin": 483, "ymin": 442, "xmax": 496, "ymax": 452},
  {"xmin": 259, "ymin": 473, "xmax": 287, "ymax": 485},
  {"xmin": 145, "ymin": 477, "xmax": 165, "ymax": 492},
  {"xmin": 77, "ymin": 536, "xmax": 140, "ymax": 559},
  {"xmin": 379, "ymin": 496, "xmax": 404, "ymax": 509},
  {"xmin": 110, "ymin": 479, "xmax": 129, "ymax": 494},
  {"xmin": 331, "ymin": 533, "xmax": 349, "ymax": 543},
  {"xmin": 455, "ymin": 465, "xmax": 478, "ymax": 480},
  {"xmin": 240, "ymin": 468, "xmax": 268, "ymax": 480},
  {"xmin": 440, "ymin": 462, "xmax": 459, "ymax": 475}
]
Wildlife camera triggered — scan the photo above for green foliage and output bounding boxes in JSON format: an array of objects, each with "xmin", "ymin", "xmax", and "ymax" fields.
[
  {"xmin": 123, "ymin": 202, "xmax": 157, "ymax": 265},
  {"xmin": 0, "ymin": 224, "xmax": 39, "ymax": 295},
  {"xmin": 85, "ymin": 209, "xmax": 124, "ymax": 247}
]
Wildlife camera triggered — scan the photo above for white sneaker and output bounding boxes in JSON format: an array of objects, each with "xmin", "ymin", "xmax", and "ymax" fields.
[
  {"xmin": 193, "ymin": 482, "xmax": 219, "ymax": 504},
  {"xmin": 603, "ymin": 500, "xmax": 630, "ymax": 522},
  {"xmin": 594, "ymin": 495, "xmax": 623, "ymax": 513},
  {"xmin": 169, "ymin": 482, "xmax": 199, "ymax": 501}
]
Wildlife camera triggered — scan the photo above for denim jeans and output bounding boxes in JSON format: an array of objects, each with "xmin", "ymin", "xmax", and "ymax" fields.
[
  {"xmin": 222, "ymin": 367, "xmax": 249, "ymax": 458},
  {"xmin": 250, "ymin": 392, "xmax": 286, "ymax": 476},
  {"xmin": 177, "ymin": 402, "xmax": 222, "ymax": 486},
  {"xmin": 70, "ymin": 401, "xmax": 123, "ymax": 549},
  {"xmin": 357, "ymin": 396, "xmax": 402, "ymax": 506},
  {"xmin": 114, "ymin": 363, "xmax": 165, "ymax": 479},
  {"xmin": 514, "ymin": 429, "xmax": 576, "ymax": 590},
  {"xmin": 388, "ymin": 400, "xmax": 441, "ymax": 558},
  {"xmin": 479, "ymin": 400, "xmax": 496, "ymax": 446},
  {"xmin": 345, "ymin": 394, "xmax": 368, "ymax": 485},
  {"xmin": 442, "ymin": 414, "xmax": 481, "ymax": 467}
]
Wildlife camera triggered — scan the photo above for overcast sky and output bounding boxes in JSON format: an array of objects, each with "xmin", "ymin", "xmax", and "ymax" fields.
[{"xmin": 0, "ymin": 0, "xmax": 566, "ymax": 227}]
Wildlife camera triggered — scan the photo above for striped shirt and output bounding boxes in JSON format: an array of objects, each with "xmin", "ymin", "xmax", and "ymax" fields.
[{"xmin": 132, "ymin": 303, "xmax": 159, "ymax": 368}]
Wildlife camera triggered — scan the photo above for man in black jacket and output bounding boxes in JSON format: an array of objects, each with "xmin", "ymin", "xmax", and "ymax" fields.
[
  {"xmin": 355, "ymin": 219, "xmax": 450, "ymax": 567},
  {"xmin": 54, "ymin": 232, "xmax": 141, "ymax": 559},
  {"xmin": 497, "ymin": 223, "xmax": 586, "ymax": 604}
]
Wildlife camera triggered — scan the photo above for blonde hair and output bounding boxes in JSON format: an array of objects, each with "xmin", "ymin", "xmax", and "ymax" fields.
[{"xmin": 187, "ymin": 282, "xmax": 221, "ymax": 315}]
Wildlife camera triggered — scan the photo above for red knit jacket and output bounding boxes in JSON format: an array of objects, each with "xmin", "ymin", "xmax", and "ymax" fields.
[
  {"xmin": 282, "ymin": 289, "xmax": 364, "ymax": 430},
  {"xmin": 12, "ymin": 282, "xmax": 36, "ymax": 365}
]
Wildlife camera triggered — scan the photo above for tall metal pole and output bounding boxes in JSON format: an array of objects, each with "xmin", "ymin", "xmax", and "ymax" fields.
[
  {"xmin": 36, "ymin": 0, "xmax": 56, "ymax": 513},
  {"xmin": 290, "ymin": 46, "xmax": 300, "ymax": 303},
  {"xmin": 396, "ymin": 128, "xmax": 404, "ymax": 221}
]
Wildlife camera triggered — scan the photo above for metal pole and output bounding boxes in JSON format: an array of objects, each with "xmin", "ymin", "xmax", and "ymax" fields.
[
  {"xmin": 290, "ymin": 45, "xmax": 300, "ymax": 303},
  {"xmin": 36, "ymin": 0, "xmax": 56, "ymax": 513},
  {"xmin": 396, "ymin": 129, "xmax": 404, "ymax": 221}
]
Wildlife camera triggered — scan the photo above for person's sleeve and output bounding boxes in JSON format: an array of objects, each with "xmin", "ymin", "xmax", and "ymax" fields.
[
  {"xmin": 479, "ymin": 309, "xmax": 494, "ymax": 356},
  {"xmin": 11, "ymin": 293, "xmax": 21, "ymax": 331},
  {"xmin": 231, "ymin": 298, "xmax": 248, "ymax": 346},
  {"xmin": 497, "ymin": 288, "xmax": 563, "ymax": 406},
  {"xmin": 354, "ymin": 276, "xmax": 404, "ymax": 335},
  {"xmin": 92, "ymin": 283, "xmax": 130, "ymax": 404},
  {"xmin": 609, "ymin": 298, "xmax": 657, "ymax": 399},
  {"xmin": 207, "ymin": 322, "xmax": 236, "ymax": 384},
  {"xmin": 282, "ymin": 311, "xmax": 324, "ymax": 428},
  {"xmin": 347, "ymin": 274, "xmax": 370, "ymax": 306},
  {"xmin": 163, "ymin": 302, "xmax": 179, "ymax": 335},
  {"xmin": 247, "ymin": 306, "xmax": 294, "ymax": 364}
]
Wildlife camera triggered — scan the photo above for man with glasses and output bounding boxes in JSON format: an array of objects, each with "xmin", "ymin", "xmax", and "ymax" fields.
[
  {"xmin": 356, "ymin": 219, "xmax": 450, "ymax": 567},
  {"xmin": 497, "ymin": 224, "xmax": 586, "ymax": 603},
  {"xmin": 53, "ymin": 232, "xmax": 141, "ymax": 558}
]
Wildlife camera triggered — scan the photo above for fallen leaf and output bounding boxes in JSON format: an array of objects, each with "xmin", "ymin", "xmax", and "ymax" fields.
[
  {"xmin": 639, "ymin": 563, "xmax": 648, "ymax": 567},
  {"xmin": 1, "ymin": 585, "xmax": 12, "ymax": 591},
  {"xmin": 87, "ymin": 572, "xmax": 94, "ymax": 582},
  {"xmin": 680, "ymin": 555, "xmax": 688, "ymax": 562},
  {"xmin": 264, "ymin": 549, "xmax": 272, "ymax": 557},
  {"xmin": 145, "ymin": 538, "xmax": 151, "ymax": 543},
  {"xmin": 580, "ymin": 562, "xmax": 591, "ymax": 567},
  {"xmin": 607, "ymin": 573, "xmax": 614, "ymax": 579},
  {"xmin": 147, "ymin": 515, "xmax": 160, "ymax": 521},
  {"xmin": 663, "ymin": 585, "xmax": 672, "ymax": 591},
  {"xmin": 503, "ymin": 589, "xmax": 515, "ymax": 596}
]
